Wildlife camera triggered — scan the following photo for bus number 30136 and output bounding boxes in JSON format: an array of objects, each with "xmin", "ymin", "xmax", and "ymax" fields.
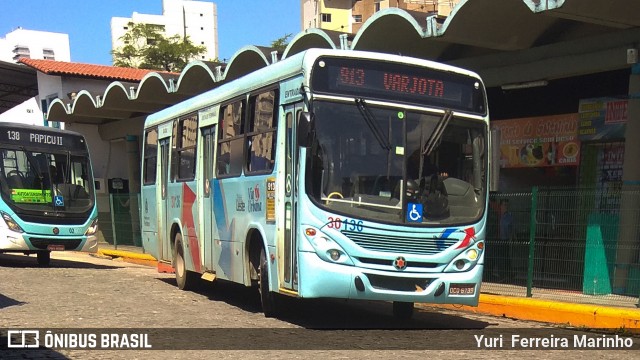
[{"xmin": 327, "ymin": 217, "xmax": 364, "ymax": 232}]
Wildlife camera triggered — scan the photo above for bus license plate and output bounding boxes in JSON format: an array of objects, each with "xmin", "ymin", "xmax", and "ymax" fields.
[
  {"xmin": 47, "ymin": 245, "xmax": 65, "ymax": 251},
  {"xmin": 449, "ymin": 284, "xmax": 475, "ymax": 295}
]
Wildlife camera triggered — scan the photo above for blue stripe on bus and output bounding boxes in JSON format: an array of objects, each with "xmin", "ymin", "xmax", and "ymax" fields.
[
  {"xmin": 212, "ymin": 180, "xmax": 230, "ymax": 240},
  {"xmin": 439, "ymin": 228, "xmax": 457, "ymax": 250},
  {"xmin": 211, "ymin": 179, "xmax": 232, "ymax": 277}
]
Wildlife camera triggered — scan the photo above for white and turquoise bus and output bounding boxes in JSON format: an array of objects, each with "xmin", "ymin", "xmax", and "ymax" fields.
[
  {"xmin": 0, "ymin": 123, "xmax": 98, "ymax": 266},
  {"xmin": 141, "ymin": 49, "xmax": 489, "ymax": 318}
]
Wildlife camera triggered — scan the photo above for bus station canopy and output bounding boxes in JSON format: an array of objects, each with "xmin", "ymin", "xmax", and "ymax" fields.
[
  {"xmin": 27, "ymin": 0, "xmax": 640, "ymax": 125},
  {"xmin": 0, "ymin": 60, "xmax": 38, "ymax": 115}
]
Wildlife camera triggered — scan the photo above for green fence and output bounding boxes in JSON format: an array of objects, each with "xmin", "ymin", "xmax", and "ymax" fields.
[
  {"xmin": 94, "ymin": 188, "xmax": 639, "ymax": 307},
  {"xmin": 484, "ymin": 186, "xmax": 640, "ymax": 308},
  {"xmin": 96, "ymin": 193, "xmax": 141, "ymax": 248}
]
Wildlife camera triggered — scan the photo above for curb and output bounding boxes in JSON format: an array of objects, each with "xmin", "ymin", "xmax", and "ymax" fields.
[
  {"xmin": 97, "ymin": 248, "xmax": 640, "ymax": 330},
  {"xmin": 427, "ymin": 294, "xmax": 640, "ymax": 331},
  {"xmin": 97, "ymin": 249, "xmax": 157, "ymax": 267}
]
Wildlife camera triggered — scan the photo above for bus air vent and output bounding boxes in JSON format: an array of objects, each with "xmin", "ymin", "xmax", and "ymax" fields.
[
  {"xmin": 364, "ymin": 273, "xmax": 433, "ymax": 292},
  {"xmin": 341, "ymin": 230, "xmax": 457, "ymax": 255},
  {"xmin": 356, "ymin": 257, "xmax": 438, "ymax": 269},
  {"xmin": 28, "ymin": 238, "xmax": 83, "ymax": 250}
]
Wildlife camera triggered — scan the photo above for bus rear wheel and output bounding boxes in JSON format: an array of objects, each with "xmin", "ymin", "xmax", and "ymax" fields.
[
  {"xmin": 174, "ymin": 233, "xmax": 197, "ymax": 290},
  {"xmin": 392, "ymin": 301, "xmax": 414, "ymax": 320},
  {"xmin": 36, "ymin": 251, "xmax": 51, "ymax": 267},
  {"xmin": 259, "ymin": 247, "xmax": 279, "ymax": 318}
]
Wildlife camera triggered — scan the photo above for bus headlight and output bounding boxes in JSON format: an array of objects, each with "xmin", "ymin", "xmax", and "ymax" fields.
[
  {"xmin": 302, "ymin": 227, "xmax": 353, "ymax": 265},
  {"xmin": 85, "ymin": 218, "xmax": 99, "ymax": 236},
  {"xmin": 328, "ymin": 249, "xmax": 341, "ymax": 261},
  {"xmin": 444, "ymin": 241, "xmax": 484, "ymax": 273},
  {"xmin": 1, "ymin": 211, "xmax": 24, "ymax": 233}
]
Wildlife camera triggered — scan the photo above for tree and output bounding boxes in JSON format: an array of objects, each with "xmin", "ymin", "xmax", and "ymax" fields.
[
  {"xmin": 271, "ymin": 33, "xmax": 292, "ymax": 54},
  {"xmin": 111, "ymin": 22, "xmax": 207, "ymax": 72}
]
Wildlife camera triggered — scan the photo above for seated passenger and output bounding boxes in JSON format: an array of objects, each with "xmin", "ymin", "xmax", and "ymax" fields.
[{"xmin": 6, "ymin": 173, "xmax": 24, "ymax": 188}]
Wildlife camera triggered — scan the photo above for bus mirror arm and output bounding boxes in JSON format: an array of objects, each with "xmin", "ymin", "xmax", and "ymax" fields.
[{"xmin": 297, "ymin": 112, "xmax": 316, "ymax": 148}]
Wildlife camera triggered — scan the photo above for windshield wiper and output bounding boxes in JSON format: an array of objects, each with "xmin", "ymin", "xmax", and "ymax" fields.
[
  {"xmin": 20, "ymin": 146, "xmax": 43, "ymax": 187},
  {"xmin": 20, "ymin": 147, "xmax": 58, "ymax": 210},
  {"xmin": 417, "ymin": 110, "xmax": 453, "ymax": 183},
  {"xmin": 422, "ymin": 109, "xmax": 453, "ymax": 157},
  {"xmin": 64, "ymin": 150, "xmax": 71, "ymax": 185},
  {"xmin": 355, "ymin": 98, "xmax": 391, "ymax": 151}
]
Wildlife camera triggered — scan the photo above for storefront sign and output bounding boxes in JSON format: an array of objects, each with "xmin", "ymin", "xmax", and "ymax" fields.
[
  {"xmin": 491, "ymin": 114, "xmax": 579, "ymax": 168},
  {"xmin": 578, "ymin": 98, "xmax": 627, "ymax": 141}
]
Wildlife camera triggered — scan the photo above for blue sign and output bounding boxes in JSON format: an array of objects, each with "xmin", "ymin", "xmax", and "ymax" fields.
[
  {"xmin": 406, "ymin": 203, "xmax": 423, "ymax": 223},
  {"xmin": 578, "ymin": 98, "xmax": 627, "ymax": 141},
  {"xmin": 54, "ymin": 195, "xmax": 64, "ymax": 207}
]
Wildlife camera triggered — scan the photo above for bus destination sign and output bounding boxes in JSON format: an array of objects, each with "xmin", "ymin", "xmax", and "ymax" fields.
[
  {"xmin": 311, "ymin": 57, "xmax": 485, "ymax": 114},
  {"xmin": 337, "ymin": 66, "xmax": 445, "ymax": 98},
  {"xmin": 1, "ymin": 128, "xmax": 85, "ymax": 150}
]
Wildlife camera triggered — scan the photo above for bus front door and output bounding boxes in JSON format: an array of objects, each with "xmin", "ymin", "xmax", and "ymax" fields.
[
  {"xmin": 201, "ymin": 126, "xmax": 215, "ymax": 271},
  {"xmin": 282, "ymin": 105, "xmax": 301, "ymax": 291}
]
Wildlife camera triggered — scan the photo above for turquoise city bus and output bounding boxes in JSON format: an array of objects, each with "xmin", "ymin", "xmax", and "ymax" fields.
[
  {"xmin": 141, "ymin": 49, "xmax": 489, "ymax": 318},
  {"xmin": 0, "ymin": 123, "xmax": 98, "ymax": 266}
]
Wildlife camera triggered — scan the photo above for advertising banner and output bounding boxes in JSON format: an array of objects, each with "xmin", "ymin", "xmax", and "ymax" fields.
[
  {"xmin": 578, "ymin": 98, "xmax": 627, "ymax": 141},
  {"xmin": 491, "ymin": 113, "xmax": 579, "ymax": 168}
]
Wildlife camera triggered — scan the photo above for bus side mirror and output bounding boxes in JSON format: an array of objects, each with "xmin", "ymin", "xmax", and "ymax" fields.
[{"xmin": 297, "ymin": 112, "xmax": 315, "ymax": 148}]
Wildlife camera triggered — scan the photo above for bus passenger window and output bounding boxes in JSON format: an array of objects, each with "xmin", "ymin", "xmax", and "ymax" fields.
[
  {"xmin": 143, "ymin": 128, "xmax": 158, "ymax": 185},
  {"xmin": 217, "ymin": 100, "xmax": 245, "ymax": 177},
  {"xmin": 247, "ymin": 90, "xmax": 277, "ymax": 174},
  {"xmin": 248, "ymin": 133, "xmax": 275, "ymax": 171},
  {"xmin": 176, "ymin": 115, "xmax": 197, "ymax": 181},
  {"xmin": 218, "ymin": 143, "xmax": 231, "ymax": 175}
]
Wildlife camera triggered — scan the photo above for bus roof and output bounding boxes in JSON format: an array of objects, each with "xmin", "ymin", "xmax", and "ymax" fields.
[
  {"xmin": 302, "ymin": 48, "xmax": 483, "ymax": 79},
  {"xmin": 144, "ymin": 49, "xmax": 484, "ymax": 129}
]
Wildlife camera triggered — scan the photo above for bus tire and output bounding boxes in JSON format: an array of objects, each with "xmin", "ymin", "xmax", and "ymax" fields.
[
  {"xmin": 259, "ymin": 247, "xmax": 279, "ymax": 318},
  {"xmin": 37, "ymin": 251, "xmax": 51, "ymax": 267},
  {"xmin": 392, "ymin": 301, "xmax": 414, "ymax": 320},
  {"xmin": 174, "ymin": 234, "xmax": 197, "ymax": 291}
]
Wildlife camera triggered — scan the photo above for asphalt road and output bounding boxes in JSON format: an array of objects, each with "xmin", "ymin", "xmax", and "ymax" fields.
[{"xmin": 0, "ymin": 251, "xmax": 637, "ymax": 359}]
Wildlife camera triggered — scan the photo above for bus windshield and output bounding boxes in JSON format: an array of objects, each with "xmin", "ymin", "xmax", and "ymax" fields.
[
  {"xmin": 307, "ymin": 100, "xmax": 486, "ymax": 226},
  {"xmin": 0, "ymin": 147, "xmax": 94, "ymax": 214}
]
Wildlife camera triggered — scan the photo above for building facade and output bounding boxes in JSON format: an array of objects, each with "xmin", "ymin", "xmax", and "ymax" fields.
[
  {"xmin": 0, "ymin": 28, "xmax": 71, "ymax": 125},
  {"xmin": 0, "ymin": 27, "xmax": 71, "ymax": 63},
  {"xmin": 301, "ymin": 0, "xmax": 458, "ymax": 33},
  {"xmin": 111, "ymin": 0, "xmax": 218, "ymax": 64}
]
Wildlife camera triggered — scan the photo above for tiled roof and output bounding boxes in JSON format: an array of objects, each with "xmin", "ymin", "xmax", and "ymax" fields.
[{"xmin": 18, "ymin": 58, "xmax": 176, "ymax": 82}]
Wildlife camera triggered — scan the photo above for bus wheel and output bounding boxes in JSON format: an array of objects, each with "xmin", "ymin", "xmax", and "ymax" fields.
[
  {"xmin": 392, "ymin": 301, "xmax": 414, "ymax": 320},
  {"xmin": 37, "ymin": 251, "xmax": 51, "ymax": 267},
  {"xmin": 259, "ymin": 247, "xmax": 279, "ymax": 317},
  {"xmin": 174, "ymin": 234, "xmax": 197, "ymax": 290}
]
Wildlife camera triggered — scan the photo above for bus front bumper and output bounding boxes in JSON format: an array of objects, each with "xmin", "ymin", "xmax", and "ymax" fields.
[
  {"xmin": 297, "ymin": 251, "xmax": 483, "ymax": 306},
  {"xmin": 78, "ymin": 235, "xmax": 98, "ymax": 253},
  {"xmin": 0, "ymin": 227, "xmax": 28, "ymax": 251},
  {"xmin": 0, "ymin": 227, "xmax": 98, "ymax": 253}
]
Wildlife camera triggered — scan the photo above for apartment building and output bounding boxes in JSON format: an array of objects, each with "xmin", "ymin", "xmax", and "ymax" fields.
[
  {"xmin": 0, "ymin": 28, "xmax": 71, "ymax": 125},
  {"xmin": 111, "ymin": 0, "xmax": 218, "ymax": 64},
  {"xmin": 0, "ymin": 27, "xmax": 71, "ymax": 63},
  {"xmin": 301, "ymin": 0, "xmax": 458, "ymax": 33}
]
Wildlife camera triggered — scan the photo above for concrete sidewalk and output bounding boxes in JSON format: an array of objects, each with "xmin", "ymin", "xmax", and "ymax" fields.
[{"xmin": 95, "ymin": 243, "xmax": 640, "ymax": 331}]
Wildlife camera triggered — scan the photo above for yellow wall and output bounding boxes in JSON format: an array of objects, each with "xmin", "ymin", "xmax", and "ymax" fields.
[
  {"xmin": 319, "ymin": 0, "xmax": 353, "ymax": 32},
  {"xmin": 308, "ymin": 0, "xmax": 461, "ymax": 32}
]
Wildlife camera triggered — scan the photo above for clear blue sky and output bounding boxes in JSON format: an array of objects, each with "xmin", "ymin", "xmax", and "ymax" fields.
[{"xmin": 0, "ymin": 0, "xmax": 300, "ymax": 65}]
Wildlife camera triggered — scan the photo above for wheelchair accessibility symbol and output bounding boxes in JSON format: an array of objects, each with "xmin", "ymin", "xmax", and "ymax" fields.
[
  {"xmin": 54, "ymin": 195, "xmax": 64, "ymax": 207},
  {"xmin": 407, "ymin": 203, "xmax": 423, "ymax": 223}
]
